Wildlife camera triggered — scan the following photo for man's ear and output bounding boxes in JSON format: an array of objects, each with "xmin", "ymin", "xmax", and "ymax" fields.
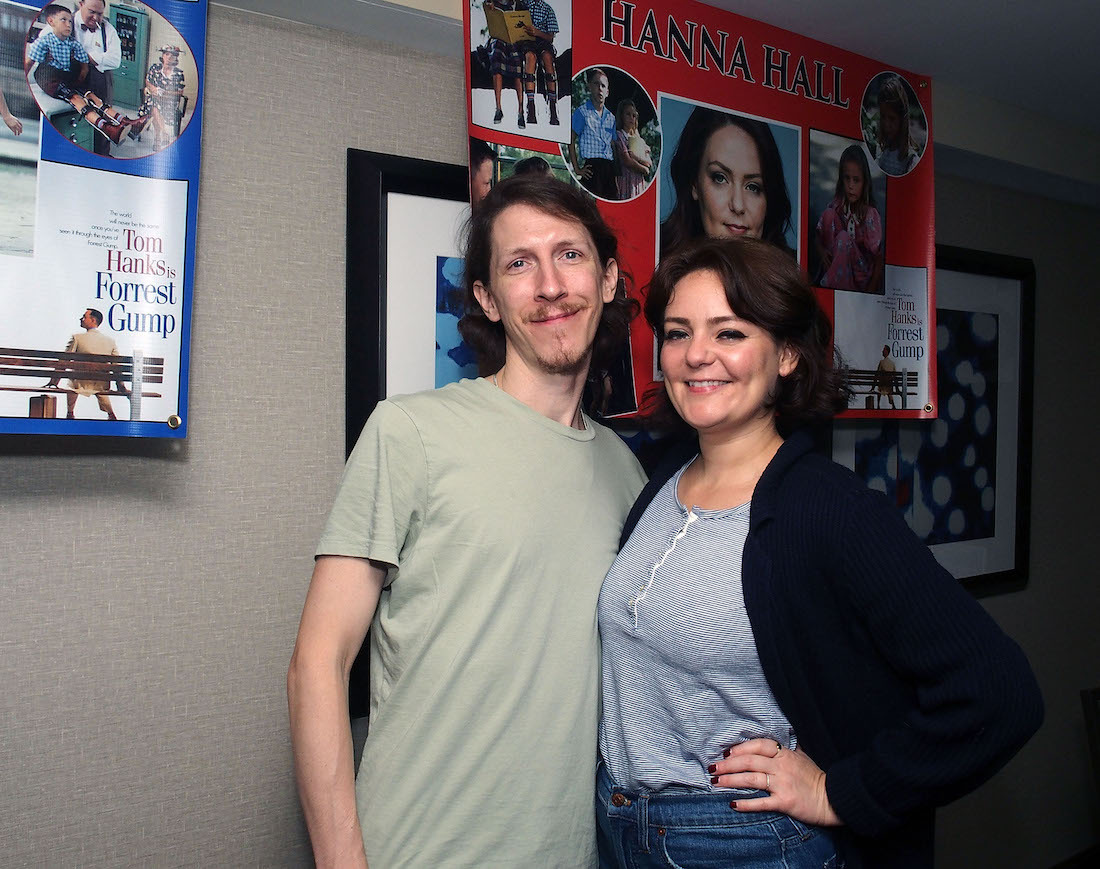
[
  {"xmin": 601, "ymin": 260, "xmax": 619, "ymax": 304},
  {"xmin": 778, "ymin": 343, "xmax": 799, "ymax": 377},
  {"xmin": 473, "ymin": 281, "xmax": 501, "ymax": 322}
]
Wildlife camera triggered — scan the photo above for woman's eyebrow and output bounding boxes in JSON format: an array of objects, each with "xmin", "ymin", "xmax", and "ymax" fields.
[{"xmin": 705, "ymin": 159, "xmax": 762, "ymax": 180}]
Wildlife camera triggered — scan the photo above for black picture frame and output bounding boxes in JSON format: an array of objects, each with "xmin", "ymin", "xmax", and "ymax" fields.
[
  {"xmin": 344, "ymin": 150, "xmax": 467, "ymax": 718},
  {"xmin": 831, "ymin": 244, "xmax": 1035, "ymax": 596},
  {"xmin": 345, "ymin": 149, "xmax": 468, "ymax": 457}
]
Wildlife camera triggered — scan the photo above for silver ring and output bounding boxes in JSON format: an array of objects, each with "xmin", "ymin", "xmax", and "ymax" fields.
[
  {"xmin": 765, "ymin": 773, "xmax": 771, "ymax": 789},
  {"xmin": 773, "ymin": 741, "xmax": 782, "ymax": 757}
]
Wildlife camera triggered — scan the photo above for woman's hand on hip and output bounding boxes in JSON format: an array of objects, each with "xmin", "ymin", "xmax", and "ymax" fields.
[{"xmin": 709, "ymin": 738, "xmax": 842, "ymax": 827}]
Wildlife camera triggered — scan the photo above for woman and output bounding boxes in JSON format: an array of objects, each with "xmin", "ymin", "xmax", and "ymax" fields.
[
  {"xmin": 614, "ymin": 97, "xmax": 652, "ymax": 200},
  {"xmin": 597, "ymin": 237, "xmax": 1042, "ymax": 868},
  {"xmin": 660, "ymin": 107, "xmax": 792, "ymax": 258},
  {"xmin": 140, "ymin": 44, "xmax": 186, "ymax": 147}
]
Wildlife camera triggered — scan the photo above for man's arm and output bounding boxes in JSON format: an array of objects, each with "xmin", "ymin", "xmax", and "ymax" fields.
[
  {"xmin": 88, "ymin": 23, "xmax": 121, "ymax": 72},
  {"xmin": 568, "ymin": 130, "xmax": 591, "ymax": 180},
  {"xmin": 287, "ymin": 555, "xmax": 385, "ymax": 869}
]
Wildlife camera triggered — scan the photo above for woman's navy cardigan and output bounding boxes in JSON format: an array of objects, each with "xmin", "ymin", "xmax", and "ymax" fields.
[{"xmin": 620, "ymin": 430, "xmax": 1043, "ymax": 868}]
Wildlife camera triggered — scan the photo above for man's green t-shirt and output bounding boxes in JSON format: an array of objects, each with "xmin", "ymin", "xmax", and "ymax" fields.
[{"xmin": 317, "ymin": 377, "xmax": 646, "ymax": 867}]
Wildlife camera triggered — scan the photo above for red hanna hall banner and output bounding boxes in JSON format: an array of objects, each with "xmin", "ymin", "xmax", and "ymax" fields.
[{"xmin": 465, "ymin": 0, "xmax": 936, "ymax": 420}]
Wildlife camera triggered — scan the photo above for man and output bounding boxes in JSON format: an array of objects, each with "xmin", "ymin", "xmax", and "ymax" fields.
[
  {"xmin": 45, "ymin": 308, "xmax": 122, "ymax": 420},
  {"xmin": 873, "ymin": 343, "xmax": 898, "ymax": 409},
  {"xmin": 287, "ymin": 175, "xmax": 646, "ymax": 868},
  {"xmin": 74, "ymin": 0, "xmax": 121, "ymax": 156},
  {"xmin": 569, "ymin": 67, "xmax": 618, "ymax": 200}
]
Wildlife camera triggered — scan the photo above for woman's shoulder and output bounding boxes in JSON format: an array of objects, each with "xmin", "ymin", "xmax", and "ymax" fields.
[
  {"xmin": 779, "ymin": 446, "xmax": 861, "ymax": 487},
  {"xmin": 767, "ymin": 440, "xmax": 878, "ymax": 514}
]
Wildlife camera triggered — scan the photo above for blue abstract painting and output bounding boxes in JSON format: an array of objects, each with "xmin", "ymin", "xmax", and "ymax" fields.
[
  {"xmin": 435, "ymin": 256, "xmax": 479, "ymax": 387},
  {"xmin": 853, "ymin": 308, "xmax": 999, "ymax": 545}
]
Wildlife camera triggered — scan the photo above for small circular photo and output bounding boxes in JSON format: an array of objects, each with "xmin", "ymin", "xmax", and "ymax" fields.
[
  {"xmin": 559, "ymin": 64, "xmax": 660, "ymax": 202},
  {"xmin": 860, "ymin": 72, "xmax": 927, "ymax": 177},
  {"xmin": 24, "ymin": 0, "xmax": 198, "ymax": 158}
]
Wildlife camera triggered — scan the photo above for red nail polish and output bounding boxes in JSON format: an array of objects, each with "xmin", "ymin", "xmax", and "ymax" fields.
[
  {"xmin": 710, "ymin": 775, "xmax": 718, "ymax": 785},
  {"xmin": 729, "ymin": 800, "xmax": 738, "ymax": 810},
  {"xmin": 723, "ymin": 748, "xmax": 731, "ymax": 758},
  {"xmin": 707, "ymin": 763, "xmax": 716, "ymax": 774}
]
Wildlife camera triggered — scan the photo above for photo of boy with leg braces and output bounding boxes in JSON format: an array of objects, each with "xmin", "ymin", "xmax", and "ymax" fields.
[
  {"xmin": 515, "ymin": 0, "xmax": 559, "ymax": 126},
  {"xmin": 25, "ymin": 3, "xmax": 148, "ymax": 146}
]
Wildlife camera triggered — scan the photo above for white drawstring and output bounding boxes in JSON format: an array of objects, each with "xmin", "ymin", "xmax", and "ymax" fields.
[{"xmin": 630, "ymin": 508, "xmax": 697, "ymax": 630}]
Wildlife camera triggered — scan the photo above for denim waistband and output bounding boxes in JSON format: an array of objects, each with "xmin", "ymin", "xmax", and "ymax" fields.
[{"xmin": 597, "ymin": 761, "xmax": 801, "ymax": 830}]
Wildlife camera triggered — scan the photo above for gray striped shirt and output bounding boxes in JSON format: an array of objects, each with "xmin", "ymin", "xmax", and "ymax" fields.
[{"xmin": 598, "ymin": 459, "xmax": 796, "ymax": 793}]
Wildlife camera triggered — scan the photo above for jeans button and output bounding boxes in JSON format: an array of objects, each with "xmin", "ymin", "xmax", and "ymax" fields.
[{"xmin": 611, "ymin": 793, "xmax": 626, "ymax": 807}]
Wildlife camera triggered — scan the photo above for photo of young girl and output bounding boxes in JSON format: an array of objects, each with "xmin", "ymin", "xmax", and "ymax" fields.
[
  {"xmin": 809, "ymin": 133, "xmax": 885, "ymax": 293},
  {"xmin": 613, "ymin": 97, "xmax": 652, "ymax": 201},
  {"xmin": 861, "ymin": 71, "xmax": 927, "ymax": 177}
]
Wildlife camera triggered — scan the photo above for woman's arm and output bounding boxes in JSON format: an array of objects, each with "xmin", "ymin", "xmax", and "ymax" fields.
[
  {"xmin": 715, "ymin": 481, "xmax": 1041, "ymax": 836},
  {"xmin": 820, "ymin": 488, "xmax": 1040, "ymax": 834},
  {"xmin": 715, "ymin": 739, "xmax": 841, "ymax": 827},
  {"xmin": 615, "ymin": 135, "xmax": 649, "ymax": 175}
]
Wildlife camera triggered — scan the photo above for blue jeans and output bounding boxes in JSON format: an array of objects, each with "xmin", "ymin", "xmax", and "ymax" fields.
[{"xmin": 597, "ymin": 764, "xmax": 842, "ymax": 869}]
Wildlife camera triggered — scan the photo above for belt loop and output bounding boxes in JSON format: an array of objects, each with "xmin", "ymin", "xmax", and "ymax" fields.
[{"xmin": 637, "ymin": 793, "xmax": 650, "ymax": 853}]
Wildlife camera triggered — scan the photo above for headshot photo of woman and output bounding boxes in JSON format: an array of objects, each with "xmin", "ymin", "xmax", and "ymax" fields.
[{"xmin": 659, "ymin": 99, "xmax": 798, "ymax": 260}]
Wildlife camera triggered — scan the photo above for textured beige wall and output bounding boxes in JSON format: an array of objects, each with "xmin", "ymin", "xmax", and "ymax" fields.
[
  {"xmin": 388, "ymin": 0, "xmax": 460, "ymax": 17},
  {"xmin": 1, "ymin": 4, "xmax": 1098, "ymax": 867},
  {"xmin": 0, "ymin": 5, "xmax": 464, "ymax": 865}
]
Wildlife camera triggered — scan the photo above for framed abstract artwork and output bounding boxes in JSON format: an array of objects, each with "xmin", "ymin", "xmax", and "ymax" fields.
[
  {"xmin": 345, "ymin": 149, "xmax": 470, "ymax": 457},
  {"xmin": 344, "ymin": 150, "xmax": 469, "ymax": 718},
  {"xmin": 831, "ymin": 245, "xmax": 1035, "ymax": 595}
]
